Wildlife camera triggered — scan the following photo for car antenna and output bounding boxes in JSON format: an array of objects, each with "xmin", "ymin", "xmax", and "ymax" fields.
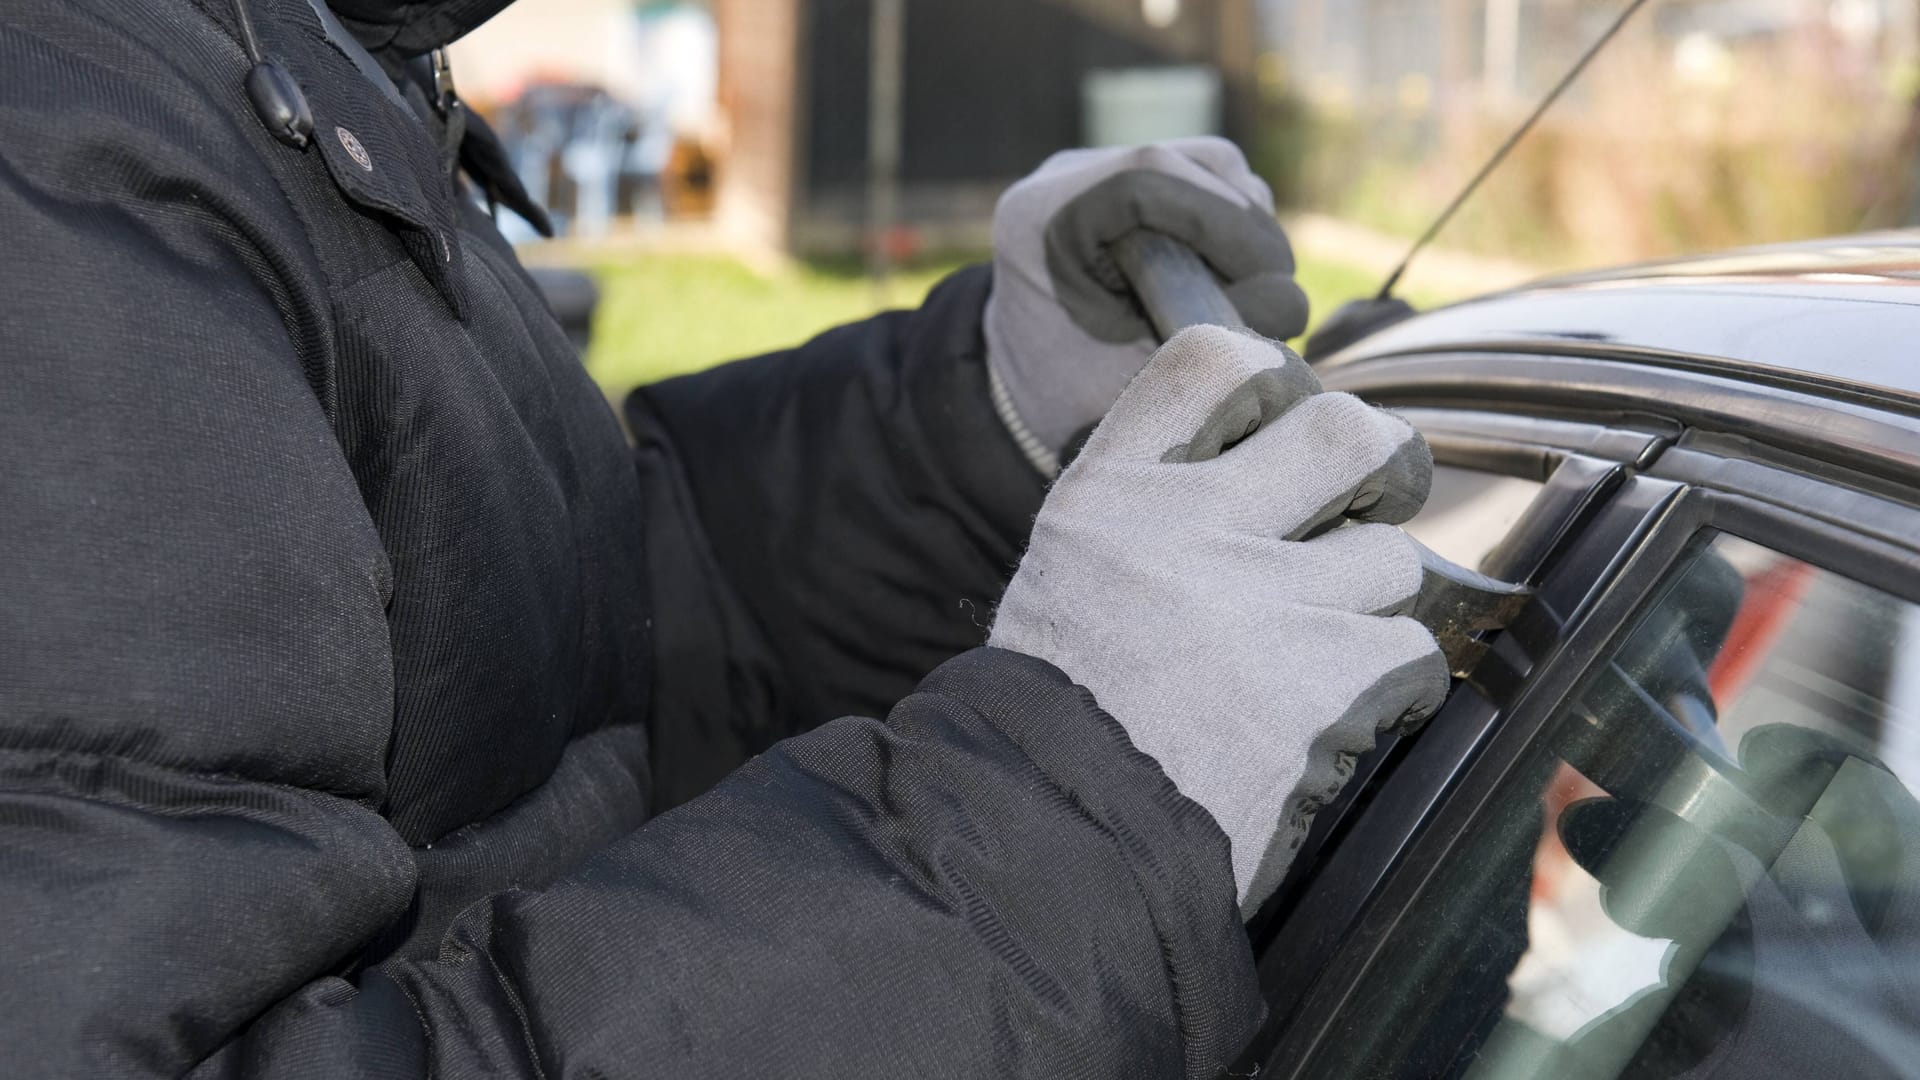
[
  {"xmin": 1377, "ymin": 0, "xmax": 1653, "ymax": 298},
  {"xmin": 1305, "ymin": 0, "xmax": 1655, "ymax": 358}
]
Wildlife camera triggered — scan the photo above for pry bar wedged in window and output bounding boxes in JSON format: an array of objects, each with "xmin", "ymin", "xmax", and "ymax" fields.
[{"xmin": 1110, "ymin": 229, "xmax": 1533, "ymax": 678}]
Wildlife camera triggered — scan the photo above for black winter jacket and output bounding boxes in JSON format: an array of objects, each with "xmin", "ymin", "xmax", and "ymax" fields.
[{"xmin": 0, "ymin": 0, "xmax": 1262, "ymax": 1075}]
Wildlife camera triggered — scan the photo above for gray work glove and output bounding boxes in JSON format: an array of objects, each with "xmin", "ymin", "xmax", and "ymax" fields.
[
  {"xmin": 988, "ymin": 325, "xmax": 1448, "ymax": 915},
  {"xmin": 984, "ymin": 138, "xmax": 1310, "ymax": 475}
]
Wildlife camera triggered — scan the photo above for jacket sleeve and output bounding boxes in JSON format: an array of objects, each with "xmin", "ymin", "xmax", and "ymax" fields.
[
  {"xmin": 250, "ymin": 650, "xmax": 1265, "ymax": 1079},
  {"xmin": 626, "ymin": 266, "xmax": 1052, "ymax": 809}
]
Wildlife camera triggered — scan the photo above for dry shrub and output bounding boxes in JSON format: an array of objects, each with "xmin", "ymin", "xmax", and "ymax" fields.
[{"xmin": 1268, "ymin": 22, "xmax": 1917, "ymax": 269}]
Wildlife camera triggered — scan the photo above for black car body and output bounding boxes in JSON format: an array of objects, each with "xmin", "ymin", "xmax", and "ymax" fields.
[{"xmin": 1240, "ymin": 234, "xmax": 1920, "ymax": 1077}]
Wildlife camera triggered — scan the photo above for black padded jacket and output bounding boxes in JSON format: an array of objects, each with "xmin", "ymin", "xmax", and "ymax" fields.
[{"xmin": 0, "ymin": 0, "xmax": 1262, "ymax": 1075}]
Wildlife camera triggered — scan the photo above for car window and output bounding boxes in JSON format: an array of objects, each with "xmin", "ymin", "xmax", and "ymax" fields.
[
  {"xmin": 1300, "ymin": 531, "xmax": 1920, "ymax": 1079},
  {"xmin": 1402, "ymin": 464, "xmax": 1545, "ymax": 573}
]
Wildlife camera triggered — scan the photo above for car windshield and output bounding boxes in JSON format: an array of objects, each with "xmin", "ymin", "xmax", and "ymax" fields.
[{"xmin": 1301, "ymin": 532, "xmax": 1920, "ymax": 1078}]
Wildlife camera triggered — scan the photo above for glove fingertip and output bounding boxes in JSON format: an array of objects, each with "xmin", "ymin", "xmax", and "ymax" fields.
[
  {"xmin": 1228, "ymin": 274, "xmax": 1311, "ymax": 343},
  {"xmin": 1145, "ymin": 328, "xmax": 1320, "ymax": 463},
  {"xmin": 1394, "ymin": 632, "xmax": 1454, "ymax": 735},
  {"xmin": 1349, "ymin": 427, "xmax": 1434, "ymax": 527}
]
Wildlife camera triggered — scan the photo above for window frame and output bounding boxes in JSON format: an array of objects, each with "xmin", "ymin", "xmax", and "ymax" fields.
[
  {"xmin": 1231, "ymin": 347, "xmax": 1920, "ymax": 1074},
  {"xmin": 1240, "ymin": 406, "xmax": 1677, "ymax": 1045},
  {"xmin": 1254, "ymin": 469, "xmax": 1920, "ymax": 1078}
]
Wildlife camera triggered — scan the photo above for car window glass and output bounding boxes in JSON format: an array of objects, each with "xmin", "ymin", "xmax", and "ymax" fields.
[
  {"xmin": 1402, "ymin": 465, "xmax": 1545, "ymax": 573},
  {"xmin": 1301, "ymin": 532, "xmax": 1920, "ymax": 1079}
]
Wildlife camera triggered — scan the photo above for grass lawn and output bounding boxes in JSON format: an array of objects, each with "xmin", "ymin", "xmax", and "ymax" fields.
[{"xmin": 583, "ymin": 251, "xmax": 1456, "ymax": 399}]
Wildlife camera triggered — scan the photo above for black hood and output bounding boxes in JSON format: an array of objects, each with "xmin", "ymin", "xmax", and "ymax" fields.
[{"xmin": 327, "ymin": 0, "xmax": 515, "ymax": 57}]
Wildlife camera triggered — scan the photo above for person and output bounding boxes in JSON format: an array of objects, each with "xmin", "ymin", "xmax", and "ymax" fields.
[{"xmin": 0, "ymin": 0, "xmax": 1450, "ymax": 1075}]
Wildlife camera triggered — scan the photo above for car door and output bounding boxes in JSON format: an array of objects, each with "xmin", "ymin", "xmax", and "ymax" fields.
[{"xmin": 1239, "ymin": 349, "xmax": 1920, "ymax": 1078}]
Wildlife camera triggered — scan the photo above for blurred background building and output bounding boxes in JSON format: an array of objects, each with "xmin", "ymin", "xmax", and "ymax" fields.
[
  {"xmin": 449, "ymin": 0, "xmax": 1920, "ymax": 395},
  {"xmin": 458, "ymin": 0, "xmax": 1257, "ymax": 255},
  {"xmin": 712, "ymin": 0, "xmax": 1257, "ymax": 254},
  {"xmin": 455, "ymin": 0, "xmax": 719, "ymax": 240}
]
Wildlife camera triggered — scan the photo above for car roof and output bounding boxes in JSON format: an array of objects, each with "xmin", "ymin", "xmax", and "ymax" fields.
[{"xmin": 1325, "ymin": 230, "xmax": 1920, "ymax": 411}]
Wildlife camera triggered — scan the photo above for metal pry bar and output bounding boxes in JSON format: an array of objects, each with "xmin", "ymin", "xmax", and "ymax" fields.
[
  {"xmin": 1408, "ymin": 541, "xmax": 1535, "ymax": 678},
  {"xmin": 1110, "ymin": 229, "xmax": 1242, "ymax": 338}
]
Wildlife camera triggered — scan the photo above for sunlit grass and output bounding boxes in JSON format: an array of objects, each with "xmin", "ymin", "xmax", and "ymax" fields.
[
  {"xmin": 583, "ymin": 251, "xmax": 1462, "ymax": 399},
  {"xmin": 584, "ymin": 254, "xmax": 966, "ymax": 395}
]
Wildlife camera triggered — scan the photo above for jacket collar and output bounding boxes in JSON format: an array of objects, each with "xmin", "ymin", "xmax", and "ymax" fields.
[{"xmin": 325, "ymin": 0, "xmax": 515, "ymax": 59}]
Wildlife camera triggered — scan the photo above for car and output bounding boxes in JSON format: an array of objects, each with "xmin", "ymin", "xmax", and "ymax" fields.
[{"xmin": 1234, "ymin": 232, "xmax": 1920, "ymax": 1077}]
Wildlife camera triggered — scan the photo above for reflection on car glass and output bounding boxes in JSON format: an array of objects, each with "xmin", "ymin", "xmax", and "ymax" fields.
[
  {"xmin": 1305, "ymin": 532, "xmax": 1920, "ymax": 1079},
  {"xmin": 1402, "ymin": 466, "xmax": 1544, "ymax": 573}
]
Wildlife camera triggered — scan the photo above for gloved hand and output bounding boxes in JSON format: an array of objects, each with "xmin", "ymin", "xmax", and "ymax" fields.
[
  {"xmin": 984, "ymin": 138, "xmax": 1310, "ymax": 475},
  {"xmin": 988, "ymin": 324, "xmax": 1448, "ymax": 914}
]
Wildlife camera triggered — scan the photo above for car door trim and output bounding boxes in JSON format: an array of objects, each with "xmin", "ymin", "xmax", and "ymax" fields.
[
  {"xmin": 1399, "ymin": 406, "xmax": 1676, "ymax": 480},
  {"xmin": 1322, "ymin": 352, "xmax": 1920, "ymax": 494},
  {"xmin": 1325, "ymin": 337, "xmax": 1920, "ymax": 421}
]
